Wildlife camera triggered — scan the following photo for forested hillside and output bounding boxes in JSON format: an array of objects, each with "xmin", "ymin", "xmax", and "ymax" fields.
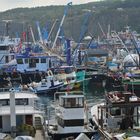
[{"xmin": 0, "ymin": 0, "xmax": 140, "ymax": 41}]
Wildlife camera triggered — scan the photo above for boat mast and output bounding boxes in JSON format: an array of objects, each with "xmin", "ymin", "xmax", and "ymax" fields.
[
  {"xmin": 3, "ymin": 20, "xmax": 12, "ymax": 36},
  {"xmin": 29, "ymin": 25, "xmax": 36, "ymax": 45},
  {"xmin": 47, "ymin": 19, "xmax": 58, "ymax": 42}
]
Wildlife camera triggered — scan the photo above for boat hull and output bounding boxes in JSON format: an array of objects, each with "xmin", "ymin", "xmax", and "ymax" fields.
[
  {"xmin": 35, "ymin": 83, "xmax": 64, "ymax": 95},
  {"xmin": 48, "ymin": 131, "xmax": 98, "ymax": 140}
]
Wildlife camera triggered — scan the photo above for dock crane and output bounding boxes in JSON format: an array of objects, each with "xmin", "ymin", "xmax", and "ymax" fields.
[
  {"xmin": 72, "ymin": 10, "xmax": 91, "ymax": 64},
  {"xmin": 52, "ymin": 2, "xmax": 72, "ymax": 50},
  {"xmin": 34, "ymin": 3, "xmax": 72, "ymax": 62}
]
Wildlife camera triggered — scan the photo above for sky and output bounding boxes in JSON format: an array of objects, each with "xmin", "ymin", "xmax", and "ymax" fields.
[{"xmin": 0, "ymin": 0, "xmax": 99, "ymax": 12}]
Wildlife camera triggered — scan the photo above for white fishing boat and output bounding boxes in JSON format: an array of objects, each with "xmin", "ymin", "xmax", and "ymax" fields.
[
  {"xmin": 53, "ymin": 66, "xmax": 77, "ymax": 91},
  {"xmin": 91, "ymin": 91, "xmax": 140, "ymax": 140},
  {"xmin": 0, "ymin": 88, "xmax": 45, "ymax": 134},
  {"xmin": 0, "ymin": 36, "xmax": 20, "ymax": 70},
  {"xmin": 46, "ymin": 91, "xmax": 98, "ymax": 140},
  {"xmin": 30, "ymin": 74, "xmax": 64, "ymax": 94}
]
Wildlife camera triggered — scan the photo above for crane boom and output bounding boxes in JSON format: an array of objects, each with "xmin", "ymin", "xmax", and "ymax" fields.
[
  {"xmin": 36, "ymin": 21, "xmax": 43, "ymax": 44},
  {"xmin": 29, "ymin": 26, "xmax": 36, "ymax": 45},
  {"xmin": 52, "ymin": 2, "xmax": 72, "ymax": 49},
  {"xmin": 39, "ymin": 42, "xmax": 65, "ymax": 61},
  {"xmin": 47, "ymin": 19, "xmax": 58, "ymax": 42},
  {"xmin": 98, "ymin": 22, "xmax": 106, "ymax": 38},
  {"xmin": 72, "ymin": 10, "xmax": 91, "ymax": 65}
]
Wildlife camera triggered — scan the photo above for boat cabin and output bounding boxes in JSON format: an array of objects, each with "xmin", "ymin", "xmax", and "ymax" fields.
[
  {"xmin": 0, "ymin": 89, "xmax": 44, "ymax": 132},
  {"xmin": 0, "ymin": 36, "xmax": 20, "ymax": 69},
  {"xmin": 53, "ymin": 91, "xmax": 85, "ymax": 134},
  {"xmin": 97, "ymin": 91, "xmax": 140, "ymax": 131},
  {"xmin": 16, "ymin": 54, "xmax": 60, "ymax": 73},
  {"xmin": 53, "ymin": 66, "xmax": 76, "ymax": 87},
  {"xmin": 85, "ymin": 49, "xmax": 108, "ymax": 67}
]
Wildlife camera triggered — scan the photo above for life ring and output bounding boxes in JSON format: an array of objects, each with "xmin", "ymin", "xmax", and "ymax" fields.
[{"xmin": 47, "ymin": 70, "xmax": 53, "ymax": 76}]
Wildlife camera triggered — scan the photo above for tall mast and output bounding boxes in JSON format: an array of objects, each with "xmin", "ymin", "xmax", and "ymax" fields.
[
  {"xmin": 2, "ymin": 20, "xmax": 12, "ymax": 36},
  {"xmin": 36, "ymin": 21, "xmax": 43, "ymax": 44}
]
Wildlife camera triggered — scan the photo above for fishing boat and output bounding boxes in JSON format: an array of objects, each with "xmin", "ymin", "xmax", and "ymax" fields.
[
  {"xmin": 52, "ymin": 66, "xmax": 87, "ymax": 91},
  {"xmin": 0, "ymin": 88, "xmax": 45, "ymax": 135},
  {"xmin": 16, "ymin": 53, "xmax": 60, "ymax": 73},
  {"xmin": 46, "ymin": 91, "xmax": 98, "ymax": 140},
  {"xmin": 122, "ymin": 70, "xmax": 140, "ymax": 96},
  {"xmin": 29, "ymin": 74, "xmax": 64, "ymax": 94},
  {"xmin": 53, "ymin": 66, "xmax": 77, "ymax": 91},
  {"xmin": 91, "ymin": 91, "xmax": 140, "ymax": 140},
  {"xmin": 0, "ymin": 36, "xmax": 20, "ymax": 70}
]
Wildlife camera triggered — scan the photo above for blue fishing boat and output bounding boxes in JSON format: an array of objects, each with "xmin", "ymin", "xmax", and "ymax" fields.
[{"xmin": 16, "ymin": 53, "xmax": 60, "ymax": 73}]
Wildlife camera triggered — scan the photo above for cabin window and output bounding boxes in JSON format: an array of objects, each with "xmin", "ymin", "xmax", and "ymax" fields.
[
  {"xmin": 65, "ymin": 67, "xmax": 74, "ymax": 74},
  {"xmin": 0, "ymin": 46, "xmax": 9, "ymax": 50},
  {"xmin": 110, "ymin": 107, "xmax": 121, "ymax": 116},
  {"xmin": 35, "ymin": 59, "xmax": 39, "ymax": 63},
  {"xmin": 78, "ymin": 97, "xmax": 84, "ymax": 107},
  {"xmin": 64, "ymin": 119, "xmax": 84, "ymax": 126},
  {"xmin": 57, "ymin": 116, "xmax": 84, "ymax": 127},
  {"xmin": 61, "ymin": 97, "xmax": 84, "ymax": 108},
  {"xmin": 0, "ymin": 99, "xmax": 28, "ymax": 106},
  {"xmin": 5, "ymin": 56, "xmax": 9, "ymax": 63},
  {"xmin": 57, "ymin": 116, "xmax": 64, "ymax": 127},
  {"xmin": 41, "ymin": 59, "xmax": 46, "ymax": 63},
  {"xmin": 17, "ymin": 59, "xmax": 23, "ymax": 64},
  {"xmin": 66, "ymin": 77, "xmax": 75, "ymax": 81},
  {"xmin": 49, "ymin": 59, "xmax": 51, "ymax": 67},
  {"xmin": 64, "ymin": 98, "xmax": 76, "ymax": 107},
  {"xmin": 15, "ymin": 99, "xmax": 28, "ymax": 105},
  {"xmin": 0, "ymin": 99, "xmax": 9, "ymax": 106},
  {"xmin": 0, "ymin": 116, "xmax": 2, "ymax": 129},
  {"xmin": 11, "ymin": 55, "xmax": 14, "ymax": 60},
  {"xmin": 29, "ymin": 59, "xmax": 36, "ymax": 68},
  {"xmin": 25, "ymin": 59, "xmax": 29, "ymax": 64}
]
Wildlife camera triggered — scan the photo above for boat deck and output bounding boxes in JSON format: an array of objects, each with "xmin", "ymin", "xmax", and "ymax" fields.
[{"xmin": 34, "ymin": 130, "xmax": 45, "ymax": 140}]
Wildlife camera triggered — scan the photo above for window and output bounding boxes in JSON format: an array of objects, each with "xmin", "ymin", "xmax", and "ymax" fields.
[
  {"xmin": 35, "ymin": 59, "xmax": 39, "ymax": 63},
  {"xmin": 5, "ymin": 56, "xmax": 9, "ymax": 63},
  {"xmin": 65, "ymin": 67, "xmax": 74, "ymax": 74},
  {"xmin": 57, "ymin": 116, "xmax": 64, "ymax": 127},
  {"xmin": 17, "ymin": 59, "xmax": 23, "ymax": 64},
  {"xmin": 15, "ymin": 99, "xmax": 28, "ymax": 105},
  {"xmin": 57, "ymin": 116, "xmax": 84, "ymax": 127},
  {"xmin": 29, "ymin": 59, "xmax": 36, "ymax": 68},
  {"xmin": 0, "ymin": 116, "xmax": 2, "ymax": 129},
  {"xmin": 61, "ymin": 97, "xmax": 84, "ymax": 108},
  {"xmin": 64, "ymin": 119, "xmax": 84, "ymax": 126},
  {"xmin": 110, "ymin": 107, "xmax": 121, "ymax": 116},
  {"xmin": 25, "ymin": 59, "xmax": 29, "ymax": 63},
  {"xmin": 0, "ymin": 99, "xmax": 9, "ymax": 106},
  {"xmin": 41, "ymin": 59, "xmax": 46, "ymax": 63},
  {"xmin": 0, "ymin": 46, "xmax": 9, "ymax": 50}
]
